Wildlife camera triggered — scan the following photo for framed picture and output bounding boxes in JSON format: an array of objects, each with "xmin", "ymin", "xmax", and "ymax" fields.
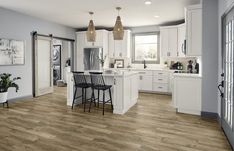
[
  {"xmin": 115, "ymin": 59, "xmax": 124, "ymax": 68},
  {"xmin": 0, "ymin": 38, "xmax": 25, "ymax": 65}
]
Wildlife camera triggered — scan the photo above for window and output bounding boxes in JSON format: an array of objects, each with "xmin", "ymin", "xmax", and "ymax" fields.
[{"xmin": 132, "ymin": 33, "xmax": 160, "ymax": 64}]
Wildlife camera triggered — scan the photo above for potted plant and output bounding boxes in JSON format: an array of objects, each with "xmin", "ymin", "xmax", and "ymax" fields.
[{"xmin": 0, "ymin": 73, "xmax": 21, "ymax": 105}]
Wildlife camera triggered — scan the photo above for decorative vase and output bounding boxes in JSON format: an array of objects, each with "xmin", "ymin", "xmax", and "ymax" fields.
[{"xmin": 0, "ymin": 92, "xmax": 8, "ymax": 103}]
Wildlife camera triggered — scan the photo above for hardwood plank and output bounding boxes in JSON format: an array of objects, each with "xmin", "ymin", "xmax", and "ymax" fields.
[{"xmin": 0, "ymin": 87, "xmax": 231, "ymax": 151}]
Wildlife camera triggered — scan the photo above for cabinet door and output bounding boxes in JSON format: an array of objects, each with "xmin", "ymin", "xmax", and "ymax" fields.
[
  {"xmin": 121, "ymin": 30, "xmax": 131, "ymax": 58},
  {"xmin": 115, "ymin": 40, "xmax": 123, "ymax": 57},
  {"xmin": 186, "ymin": 8, "xmax": 202, "ymax": 56},
  {"xmin": 168, "ymin": 28, "xmax": 178, "ymax": 57},
  {"xmin": 139, "ymin": 75, "xmax": 153, "ymax": 91},
  {"xmin": 84, "ymin": 30, "xmax": 103, "ymax": 47},
  {"xmin": 178, "ymin": 25, "xmax": 186, "ymax": 57},
  {"xmin": 108, "ymin": 32, "xmax": 115, "ymax": 58},
  {"xmin": 76, "ymin": 33, "xmax": 85, "ymax": 70},
  {"xmin": 160, "ymin": 29, "xmax": 169, "ymax": 57},
  {"xmin": 95, "ymin": 31, "xmax": 103, "ymax": 47}
]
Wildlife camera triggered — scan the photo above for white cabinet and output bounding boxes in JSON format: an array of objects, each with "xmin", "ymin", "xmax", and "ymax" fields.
[
  {"xmin": 177, "ymin": 24, "xmax": 186, "ymax": 57},
  {"xmin": 173, "ymin": 75, "xmax": 201, "ymax": 115},
  {"xmin": 84, "ymin": 30, "xmax": 108, "ymax": 47},
  {"xmin": 185, "ymin": 4, "xmax": 202, "ymax": 56},
  {"xmin": 108, "ymin": 30, "xmax": 131, "ymax": 58},
  {"xmin": 137, "ymin": 71, "xmax": 153, "ymax": 91},
  {"xmin": 160, "ymin": 26, "xmax": 178, "ymax": 58},
  {"xmin": 133, "ymin": 69, "xmax": 172, "ymax": 94}
]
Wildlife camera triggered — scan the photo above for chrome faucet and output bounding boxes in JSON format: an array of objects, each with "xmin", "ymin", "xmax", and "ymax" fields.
[{"xmin": 143, "ymin": 60, "xmax": 147, "ymax": 69}]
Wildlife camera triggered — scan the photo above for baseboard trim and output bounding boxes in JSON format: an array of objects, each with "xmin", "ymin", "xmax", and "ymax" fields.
[
  {"xmin": 8, "ymin": 95, "xmax": 33, "ymax": 103},
  {"xmin": 201, "ymin": 111, "xmax": 218, "ymax": 119}
]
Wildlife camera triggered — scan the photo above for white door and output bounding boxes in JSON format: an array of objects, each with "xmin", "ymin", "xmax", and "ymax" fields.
[{"xmin": 34, "ymin": 35, "xmax": 53, "ymax": 96}]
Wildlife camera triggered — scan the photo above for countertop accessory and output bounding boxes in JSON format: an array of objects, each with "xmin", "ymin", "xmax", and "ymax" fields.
[{"xmin": 115, "ymin": 59, "xmax": 124, "ymax": 68}]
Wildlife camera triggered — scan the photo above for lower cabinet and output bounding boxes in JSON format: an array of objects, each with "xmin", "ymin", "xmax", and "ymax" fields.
[
  {"xmin": 153, "ymin": 83, "xmax": 168, "ymax": 93},
  {"xmin": 134, "ymin": 70, "xmax": 172, "ymax": 94},
  {"xmin": 139, "ymin": 75, "xmax": 153, "ymax": 91},
  {"xmin": 173, "ymin": 75, "xmax": 201, "ymax": 115}
]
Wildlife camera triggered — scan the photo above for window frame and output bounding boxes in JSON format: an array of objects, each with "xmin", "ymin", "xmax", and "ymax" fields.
[{"xmin": 132, "ymin": 32, "xmax": 160, "ymax": 64}]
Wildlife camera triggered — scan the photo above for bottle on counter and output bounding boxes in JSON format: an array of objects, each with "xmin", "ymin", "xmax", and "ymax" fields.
[
  {"xmin": 194, "ymin": 60, "xmax": 199, "ymax": 74},
  {"xmin": 187, "ymin": 60, "xmax": 193, "ymax": 73}
]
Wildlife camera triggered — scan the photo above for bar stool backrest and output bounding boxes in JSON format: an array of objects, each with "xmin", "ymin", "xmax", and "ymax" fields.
[
  {"xmin": 89, "ymin": 72, "xmax": 105, "ymax": 86},
  {"xmin": 72, "ymin": 72, "xmax": 87, "ymax": 85}
]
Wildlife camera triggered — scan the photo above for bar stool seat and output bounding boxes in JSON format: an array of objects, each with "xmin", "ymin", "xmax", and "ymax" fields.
[
  {"xmin": 93, "ymin": 85, "xmax": 112, "ymax": 90},
  {"xmin": 75, "ymin": 83, "xmax": 92, "ymax": 88}
]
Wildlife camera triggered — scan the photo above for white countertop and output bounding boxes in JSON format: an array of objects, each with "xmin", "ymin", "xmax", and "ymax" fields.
[
  {"xmin": 71, "ymin": 70, "xmax": 139, "ymax": 77},
  {"xmin": 173, "ymin": 73, "xmax": 202, "ymax": 78}
]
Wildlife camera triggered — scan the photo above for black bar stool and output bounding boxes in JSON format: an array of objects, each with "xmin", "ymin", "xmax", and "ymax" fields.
[
  {"xmin": 89, "ymin": 72, "xmax": 113, "ymax": 115},
  {"xmin": 72, "ymin": 71, "xmax": 93, "ymax": 112}
]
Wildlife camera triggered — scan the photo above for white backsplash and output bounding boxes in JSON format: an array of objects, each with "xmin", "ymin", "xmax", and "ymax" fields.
[{"xmin": 108, "ymin": 57, "xmax": 201, "ymax": 72}]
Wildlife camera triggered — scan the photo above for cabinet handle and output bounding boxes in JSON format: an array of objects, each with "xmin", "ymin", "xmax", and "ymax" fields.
[
  {"xmin": 158, "ymin": 73, "xmax": 163, "ymax": 75},
  {"xmin": 139, "ymin": 72, "xmax": 146, "ymax": 74},
  {"xmin": 114, "ymin": 79, "xmax": 116, "ymax": 85},
  {"xmin": 158, "ymin": 87, "xmax": 163, "ymax": 89},
  {"xmin": 158, "ymin": 79, "xmax": 163, "ymax": 81},
  {"xmin": 139, "ymin": 76, "xmax": 143, "ymax": 80}
]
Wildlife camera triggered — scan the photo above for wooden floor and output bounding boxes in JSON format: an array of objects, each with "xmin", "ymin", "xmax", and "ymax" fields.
[{"xmin": 0, "ymin": 87, "xmax": 232, "ymax": 151}]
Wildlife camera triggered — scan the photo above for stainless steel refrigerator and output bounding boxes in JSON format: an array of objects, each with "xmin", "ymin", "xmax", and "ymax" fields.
[{"xmin": 83, "ymin": 48, "xmax": 103, "ymax": 70}]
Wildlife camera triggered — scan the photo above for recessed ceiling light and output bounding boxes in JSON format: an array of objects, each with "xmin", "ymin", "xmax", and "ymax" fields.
[
  {"xmin": 154, "ymin": 15, "xmax": 160, "ymax": 18},
  {"xmin": 145, "ymin": 0, "xmax": 152, "ymax": 5}
]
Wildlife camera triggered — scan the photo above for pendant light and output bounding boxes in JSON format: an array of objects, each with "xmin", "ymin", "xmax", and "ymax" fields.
[
  {"xmin": 113, "ymin": 7, "xmax": 124, "ymax": 40},
  {"xmin": 86, "ymin": 12, "xmax": 96, "ymax": 42}
]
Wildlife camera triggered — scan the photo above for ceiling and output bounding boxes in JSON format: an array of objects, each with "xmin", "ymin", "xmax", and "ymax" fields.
[{"xmin": 0, "ymin": 0, "xmax": 201, "ymax": 28}]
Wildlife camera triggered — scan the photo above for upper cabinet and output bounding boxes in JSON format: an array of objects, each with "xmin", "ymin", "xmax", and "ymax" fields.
[
  {"xmin": 160, "ymin": 26, "xmax": 178, "ymax": 58},
  {"xmin": 83, "ymin": 30, "xmax": 109, "ymax": 48},
  {"xmin": 108, "ymin": 30, "xmax": 131, "ymax": 58},
  {"xmin": 185, "ymin": 4, "xmax": 202, "ymax": 56}
]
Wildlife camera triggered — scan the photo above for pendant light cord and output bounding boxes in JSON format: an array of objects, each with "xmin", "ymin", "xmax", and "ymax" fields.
[{"xmin": 116, "ymin": 7, "xmax": 121, "ymax": 16}]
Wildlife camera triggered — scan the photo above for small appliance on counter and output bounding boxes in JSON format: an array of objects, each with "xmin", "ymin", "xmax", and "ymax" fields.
[{"xmin": 170, "ymin": 61, "xmax": 183, "ymax": 70}]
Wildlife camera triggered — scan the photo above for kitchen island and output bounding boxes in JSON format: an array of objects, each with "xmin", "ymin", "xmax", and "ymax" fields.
[{"xmin": 67, "ymin": 70, "xmax": 139, "ymax": 114}]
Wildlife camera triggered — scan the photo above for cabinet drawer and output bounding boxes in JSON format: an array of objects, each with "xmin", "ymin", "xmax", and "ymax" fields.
[
  {"xmin": 153, "ymin": 76, "xmax": 168, "ymax": 83},
  {"xmin": 154, "ymin": 71, "xmax": 169, "ymax": 77},
  {"xmin": 153, "ymin": 83, "xmax": 168, "ymax": 92},
  {"xmin": 136, "ymin": 70, "xmax": 153, "ymax": 76}
]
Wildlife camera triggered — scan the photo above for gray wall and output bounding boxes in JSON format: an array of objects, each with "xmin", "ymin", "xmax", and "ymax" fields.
[
  {"xmin": 202, "ymin": 0, "xmax": 219, "ymax": 113},
  {"xmin": 0, "ymin": 7, "xmax": 76, "ymax": 100}
]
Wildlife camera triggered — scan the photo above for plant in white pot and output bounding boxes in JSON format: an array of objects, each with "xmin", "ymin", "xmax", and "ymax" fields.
[{"xmin": 0, "ymin": 73, "xmax": 21, "ymax": 107}]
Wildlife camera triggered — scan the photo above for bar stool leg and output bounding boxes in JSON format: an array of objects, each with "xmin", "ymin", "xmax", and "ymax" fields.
[
  {"xmin": 98, "ymin": 90, "xmax": 100, "ymax": 108},
  {"xmin": 82, "ymin": 88, "xmax": 84, "ymax": 104},
  {"xmin": 109, "ymin": 88, "xmax": 113, "ymax": 110},
  {"xmin": 84, "ymin": 88, "xmax": 87, "ymax": 112},
  {"xmin": 103, "ymin": 90, "xmax": 105, "ymax": 115},
  {"xmin": 89, "ymin": 88, "xmax": 94, "ymax": 112},
  {"xmin": 72, "ymin": 87, "xmax": 77, "ymax": 109},
  {"xmin": 6, "ymin": 101, "xmax": 9, "ymax": 108}
]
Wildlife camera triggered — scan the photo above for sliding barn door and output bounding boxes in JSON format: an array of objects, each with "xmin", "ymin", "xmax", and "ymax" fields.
[{"xmin": 34, "ymin": 35, "xmax": 53, "ymax": 96}]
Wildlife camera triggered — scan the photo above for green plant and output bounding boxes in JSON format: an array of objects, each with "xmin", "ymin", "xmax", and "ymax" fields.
[{"xmin": 0, "ymin": 73, "xmax": 21, "ymax": 93}]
